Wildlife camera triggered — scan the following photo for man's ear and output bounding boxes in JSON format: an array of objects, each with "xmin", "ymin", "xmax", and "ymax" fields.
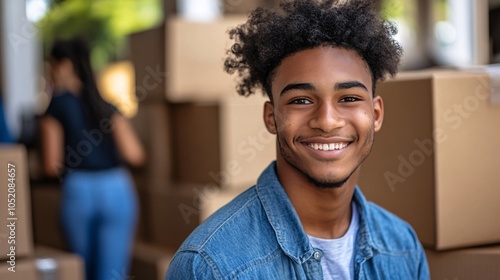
[
  {"xmin": 373, "ymin": 95, "xmax": 384, "ymax": 132},
  {"xmin": 264, "ymin": 101, "xmax": 277, "ymax": 134}
]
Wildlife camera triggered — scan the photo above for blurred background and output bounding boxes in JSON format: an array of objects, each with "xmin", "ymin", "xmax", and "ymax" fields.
[{"xmin": 1, "ymin": 0, "xmax": 500, "ymax": 279}]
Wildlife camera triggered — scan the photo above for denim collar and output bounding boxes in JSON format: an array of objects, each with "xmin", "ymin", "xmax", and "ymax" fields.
[{"xmin": 256, "ymin": 162, "xmax": 375, "ymax": 264}]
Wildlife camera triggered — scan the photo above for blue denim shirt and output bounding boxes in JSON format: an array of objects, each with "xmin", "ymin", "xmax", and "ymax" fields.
[{"xmin": 165, "ymin": 162, "xmax": 430, "ymax": 279}]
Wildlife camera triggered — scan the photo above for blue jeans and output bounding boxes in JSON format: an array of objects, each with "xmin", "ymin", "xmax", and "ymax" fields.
[{"xmin": 61, "ymin": 168, "xmax": 138, "ymax": 280}]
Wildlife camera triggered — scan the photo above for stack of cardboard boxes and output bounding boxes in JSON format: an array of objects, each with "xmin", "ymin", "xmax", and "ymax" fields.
[
  {"xmin": 27, "ymin": 2, "xmax": 274, "ymax": 279},
  {"xmin": 358, "ymin": 70, "xmax": 500, "ymax": 279},
  {"xmin": 127, "ymin": 10, "xmax": 276, "ymax": 279},
  {"xmin": 0, "ymin": 145, "xmax": 84, "ymax": 279}
]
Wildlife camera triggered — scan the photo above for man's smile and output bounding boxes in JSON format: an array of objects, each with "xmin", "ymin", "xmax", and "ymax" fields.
[
  {"xmin": 306, "ymin": 142, "xmax": 349, "ymax": 151},
  {"xmin": 298, "ymin": 137, "xmax": 354, "ymax": 161}
]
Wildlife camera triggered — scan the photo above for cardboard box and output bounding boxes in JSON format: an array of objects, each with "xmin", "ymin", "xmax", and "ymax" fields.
[
  {"xmin": 426, "ymin": 245, "xmax": 500, "ymax": 279},
  {"xmin": 358, "ymin": 70, "xmax": 500, "ymax": 250},
  {"xmin": 163, "ymin": 0, "xmax": 176, "ymax": 16},
  {"xmin": 143, "ymin": 184, "xmax": 245, "ymax": 250},
  {"xmin": 0, "ymin": 145, "xmax": 34, "ymax": 260},
  {"xmin": 129, "ymin": 25, "xmax": 167, "ymax": 103},
  {"xmin": 0, "ymin": 246, "xmax": 84, "ymax": 280},
  {"xmin": 166, "ymin": 16, "xmax": 246, "ymax": 102},
  {"xmin": 31, "ymin": 183, "xmax": 66, "ymax": 251},
  {"xmin": 130, "ymin": 102, "xmax": 172, "ymax": 191},
  {"xmin": 130, "ymin": 242, "xmax": 174, "ymax": 280},
  {"xmin": 171, "ymin": 95, "xmax": 275, "ymax": 188},
  {"xmin": 224, "ymin": 0, "xmax": 272, "ymax": 14},
  {"xmin": 144, "ymin": 184, "xmax": 205, "ymax": 250}
]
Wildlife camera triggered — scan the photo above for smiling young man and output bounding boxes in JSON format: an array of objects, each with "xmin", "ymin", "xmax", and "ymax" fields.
[{"xmin": 165, "ymin": 1, "xmax": 429, "ymax": 279}]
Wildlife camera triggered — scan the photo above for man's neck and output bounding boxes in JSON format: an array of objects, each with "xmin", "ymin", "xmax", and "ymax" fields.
[{"xmin": 277, "ymin": 159, "xmax": 358, "ymax": 239}]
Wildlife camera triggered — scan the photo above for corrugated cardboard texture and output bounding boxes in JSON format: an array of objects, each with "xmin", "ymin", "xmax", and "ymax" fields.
[
  {"xmin": 426, "ymin": 245, "xmax": 500, "ymax": 279},
  {"xmin": 166, "ymin": 16, "xmax": 246, "ymax": 102},
  {"xmin": 0, "ymin": 145, "xmax": 34, "ymax": 260},
  {"xmin": 359, "ymin": 70, "xmax": 500, "ymax": 250}
]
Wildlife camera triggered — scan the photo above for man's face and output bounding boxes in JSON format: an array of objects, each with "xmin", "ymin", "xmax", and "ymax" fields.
[{"xmin": 264, "ymin": 47, "xmax": 384, "ymax": 188}]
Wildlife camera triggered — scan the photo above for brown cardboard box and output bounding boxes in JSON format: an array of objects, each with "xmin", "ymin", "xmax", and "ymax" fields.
[
  {"xmin": 165, "ymin": 16, "xmax": 247, "ymax": 102},
  {"xmin": 163, "ymin": 0, "xmax": 176, "ymax": 16},
  {"xmin": 0, "ymin": 246, "xmax": 84, "ymax": 280},
  {"xmin": 223, "ymin": 0, "xmax": 278, "ymax": 14},
  {"xmin": 358, "ymin": 70, "xmax": 500, "ymax": 250},
  {"xmin": 130, "ymin": 102, "xmax": 172, "ymax": 191},
  {"xmin": 129, "ymin": 25, "xmax": 167, "ymax": 103},
  {"xmin": 144, "ymin": 184, "xmax": 206, "ymax": 250},
  {"xmin": 171, "ymin": 95, "xmax": 275, "ymax": 189},
  {"xmin": 426, "ymin": 245, "xmax": 500, "ymax": 279},
  {"xmin": 130, "ymin": 242, "xmax": 174, "ymax": 280},
  {"xmin": 143, "ymin": 183, "xmax": 245, "ymax": 250},
  {"xmin": 31, "ymin": 183, "xmax": 66, "ymax": 251},
  {"xmin": 0, "ymin": 145, "xmax": 34, "ymax": 260}
]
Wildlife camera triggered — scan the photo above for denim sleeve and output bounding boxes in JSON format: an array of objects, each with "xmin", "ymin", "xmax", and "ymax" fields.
[
  {"xmin": 417, "ymin": 243, "xmax": 430, "ymax": 280},
  {"xmin": 165, "ymin": 251, "xmax": 219, "ymax": 280}
]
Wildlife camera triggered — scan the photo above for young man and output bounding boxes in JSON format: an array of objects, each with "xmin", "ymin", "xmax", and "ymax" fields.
[{"xmin": 166, "ymin": 1, "xmax": 429, "ymax": 279}]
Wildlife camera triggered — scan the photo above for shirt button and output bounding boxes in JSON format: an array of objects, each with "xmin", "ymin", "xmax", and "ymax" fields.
[{"xmin": 313, "ymin": 251, "xmax": 322, "ymax": 260}]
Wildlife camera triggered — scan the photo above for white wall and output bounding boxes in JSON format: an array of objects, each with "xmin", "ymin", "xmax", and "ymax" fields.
[{"xmin": 1, "ymin": 0, "xmax": 40, "ymax": 140}]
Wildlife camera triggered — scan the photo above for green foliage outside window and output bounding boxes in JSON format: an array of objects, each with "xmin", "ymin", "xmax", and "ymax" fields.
[{"xmin": 39, "ymin": 0, "xmax": 163, "ymax": 69}]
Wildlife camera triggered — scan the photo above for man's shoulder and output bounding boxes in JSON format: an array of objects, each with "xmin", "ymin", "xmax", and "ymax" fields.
[
  {"xmin": 363, "ymin": 200, "xmax": 423, "ymax": 253},
  {"xmin": 168, "ymin": 186, "xmax": 283, "ymax": 278},
  {"xmin": 365, "ymin": 201, "xmax": 412, "ymax": 229},
  {"xmin": 178, "ymin": 186, "xmax": 276, "ymax": 252}
]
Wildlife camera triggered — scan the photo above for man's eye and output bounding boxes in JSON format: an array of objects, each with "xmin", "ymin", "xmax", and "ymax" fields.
[
  {"xmin": 340, "ymin": 96, "xmax": 360, "ymax": 103},
  {"xmin": 289, "ymin": 98, "xmax": 312, "ymax": 105}
]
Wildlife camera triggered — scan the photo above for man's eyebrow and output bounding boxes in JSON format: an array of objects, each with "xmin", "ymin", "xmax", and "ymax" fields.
[
  {"xmin": 280, "ymin": 83, "xmax": 315, "ymax": 96},
  {"xmin": 334, "ymin": 81, "xmax": 368, "ymax": 92}
]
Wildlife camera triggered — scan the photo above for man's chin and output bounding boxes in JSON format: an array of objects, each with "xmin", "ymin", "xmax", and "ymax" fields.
[{"xmin": 306, "ymin": 175, "xmax": 350, "ymax": 189}]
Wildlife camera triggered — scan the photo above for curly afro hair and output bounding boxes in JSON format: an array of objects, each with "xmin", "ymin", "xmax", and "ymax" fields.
[{"xmin": 224, "ymin": 0, "xmax": 402, "ymax": 100}]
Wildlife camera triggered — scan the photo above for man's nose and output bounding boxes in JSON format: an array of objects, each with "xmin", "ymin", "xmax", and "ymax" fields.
[{"xmin": 308, "ymin": 101, "xmax": 345, "ymax": 133}]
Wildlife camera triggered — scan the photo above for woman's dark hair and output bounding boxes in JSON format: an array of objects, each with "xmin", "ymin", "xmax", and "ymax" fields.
[
  {"xmin": 224, "ymin": 0, "xmax": 403, "ymax": 100},
  {"xmin": 50, "ymin": 38, "xmax": 113, "ymax": 127}
]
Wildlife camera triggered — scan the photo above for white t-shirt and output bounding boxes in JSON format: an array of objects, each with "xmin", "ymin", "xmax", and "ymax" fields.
[{"xmin": 307, "ymin": 203, "xmax": 359, "ymax": 280}]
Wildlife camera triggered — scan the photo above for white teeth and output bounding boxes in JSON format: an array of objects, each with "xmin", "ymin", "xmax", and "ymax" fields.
[{"xmin": 309, "ymin": 142, "xmax": 348, "ymax": 151}]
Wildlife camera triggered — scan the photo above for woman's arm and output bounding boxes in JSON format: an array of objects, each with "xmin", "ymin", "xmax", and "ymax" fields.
[
  {"xmin": 39, "ymin": 116, "xmax": 64, "ymax": 177},
  {"xmin": 111, "ymin": 113, "xmax": 145, "ymax": 167}
]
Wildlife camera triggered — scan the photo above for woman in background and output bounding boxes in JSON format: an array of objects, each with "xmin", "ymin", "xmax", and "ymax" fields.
[{"xmin": 40, "ymin": 38, "xmax": 144, "ymax": 280}]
